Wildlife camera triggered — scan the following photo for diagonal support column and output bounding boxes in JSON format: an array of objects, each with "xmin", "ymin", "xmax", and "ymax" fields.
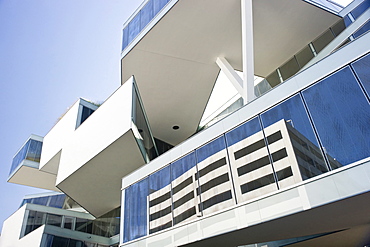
[
  {"xmin": 241, "ymin": 0, "xmax": 256, "ymax": 103},
  {"xmin": 216, "ymin": 57, "xmax": 244, "ymax": 96}
]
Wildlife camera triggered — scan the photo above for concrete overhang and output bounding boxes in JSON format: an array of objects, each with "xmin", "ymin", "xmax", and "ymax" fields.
[{"xmin": 121, "ymin": 0, "xmax": 341, "ymax": 146}]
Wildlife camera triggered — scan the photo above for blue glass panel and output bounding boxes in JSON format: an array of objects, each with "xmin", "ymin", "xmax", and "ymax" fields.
[
  {"xmin": 225, "ymin": 116, "xmax": 262, "ymax": 147},
  {"xmin": 26, "ymin": 140, "xmax": 42, "ymax": 162},
  {"xmin": 123, "ymin": 177, "xmax": 149, "ymax": 242},
  {"xmin": 343, "ymin": 15, "xmax": 352, "ymax": 27},
  {"xmin": 260, "ymin": 94, "xmax": 328, "ymax": 180},
  {"xmin": 171, "ymin": 152, "xmax": 197, "ymax": 181},
  {"xmin": 351, "ymin": 53, "xmax": 370, "ymax": 99},
  {"xmin": 153, "ymin": 0, "xmax": 168, "ymax": 15},
  {"xmin": 141, "ymin": 0, "xmax": 154, "ymax": 30},
  {"xmin": 10, "ymin": 140, "xmax": 31, "ymax": 175},
  {"xmin": 302, "ymin": 66, "xmax": 370, "ymax": 167},
  {"xmin": 32, "ymin": 196, "xmax": 49, "ymax": 206},
  {"xmin": 351, "ymin": 0, "xmax": 370, "ymax": 19},
  {"xmin": 149, "ymin": 165, "xmax": 171, "ymax": 193},
  {"xmin": 196, "ymin": 136, "xmax": 226, "ymax": 163},
  {"xmin": 48, "ymin": 194, "xmax": 66, "ymax": 208},
  {"xmin": 122, "ymin": 27, "xmax": 129, "ymax": 51},
  {"xmin": 20, "ymin": 198, "xmax": 32, "ymax": 208},
  {"xmin": 128, "ymin": 13, "xmax": 141, "ymax": 46},
  {"xmin": 352, "ymin": 20, "xmax": 370, "ymax": 39}
]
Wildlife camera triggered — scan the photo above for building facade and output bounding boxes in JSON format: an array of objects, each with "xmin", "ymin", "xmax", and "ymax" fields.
[{"xmin": 1, "ymin": 0, "xmax": 370, "ymax": 246}]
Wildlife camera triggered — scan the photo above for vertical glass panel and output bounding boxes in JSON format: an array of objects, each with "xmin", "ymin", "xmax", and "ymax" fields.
[
  {"xmin": 279, "ymin": 57, "xmax": 300, "ymax": 81},
  {"xmin": 331, "ymin": 19, "xmax": 346, "ymax": 37},
  {"xmin": 351, "ymin": 53, "xmax": 370, "ymax": 98},
  {"xmin": 75, "ymin": 218, "xmax": 92, "ymax": 234},
  {"xmin": 93, "ymin": 207, "xmax": 120, "ymax": 237},
  {"xmin": 68, "ymin": 239, "xmax": 84, "ymax": 247},
  {"xmin": 33, "ymin": 211, "xmax": 46, "ymax": 230},
  {"xmin": 63, "ymin": 217, "xmax": 74, "ymax": 230},
  {"xmin": 153, "ymin": 0, "xmax": 168, "ymax": 15},
  {"xmin": 266, "ymin": 70, "xmax": 281, "ymax": 88},
  {"xmin": 148, "ymin": 166, "xmax": 172, "ymax": 234},
  {"xmin": 344, "ymin": 15, "xmax": 352, "ymax": 27},
  {"xmin": 123, "ymin": 178, "xmax": 149, "ymax": 242},
  {"xmin": 260, "ymin": 94, "xmax": 328, "ymax": 182},
  {"xmin": 140, "ymin": 0, "xmax": 154, "ymax": 29},
  {"xmin": 254, "ymin": 79, "xmax": 272, "ymax": 97},
  {"xmin": 302, "ymin": 66, "xmax": 370, "ymax": 168},
  {"xmin": 312, "ymin": 29, "xmax": 335, "ymax": 53},
  {"xmin": 295, "ymin": 45, "xmax": 315, "ymax": 68},
  {"xmin": 351, "ymin": 0, "xmax": 370, "ymax": 19},
  {"xmin": 25, "ymin": 210, "xmax": 36, "ymax": 235},
  {"xmin": 80, "ymin": 106, "xmax": 94, "ymax": 125},
  {"xmin": 353, "ymin": 20, "xmax": 370, "ymax": 39},
  {"xmin": 128, "ymin": 14, "xmax": 141, "ymax": 45},
  {"xmin": 122, "ymin": 27, "xmax": 129, "ymax": 51},
  {"xmin": 225, "ymin": 117, "xmax": 276, "ymax": 202},
  {"xmin": 32, "ymin": 196, "xmax": 49, "ymax": 206},
  {"xmin": 48, "ymin": 194, "xmax": 66, "ymax": 208},
  {"xmin": 170, "ymin": 152, "xmax": 199, "ymax": 225},
  {"xmin": 196, "ymin": 136, "xmax": 234, "ymax": 214},
  {"xmin": 51, "ymin": 236, "xmax": 69, "ymax": 247},
  {"xmin": 46, "ymin": 214, "xmax": 62, "ymax": 227},
  {"xmin": 10, "ymin": 140, "xmax": 31, "ymax": 175}
]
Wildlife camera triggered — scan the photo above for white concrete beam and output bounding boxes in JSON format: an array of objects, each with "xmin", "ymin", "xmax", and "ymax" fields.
[
  {"xmin": 216, "ymin": 57, "xmax": 244, "ymax": 95},
  {"xmin": 241, "ymin": 0, "xmax": 256, "ymax": 103}
]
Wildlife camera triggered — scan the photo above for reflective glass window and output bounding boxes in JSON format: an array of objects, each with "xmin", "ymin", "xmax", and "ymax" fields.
[
  {"xmin": 170, "ymin": 152, "xmax": 199, "ymax": 225},
  {"xmin": 196, "ymin": 136, "xmax": 234, "ymax": 214},
  {"xmin": 33, "ymin": 211, "xmax": 46, "ymax": 230},
  {"xmin": 302, "ymin": 66, "xmax": 370, "ymax": 168},
  {"xmin": 295, "ymin": 45, "xmax": 315, "ymax": 68},
  {"xmin": 344, "ymin": 15, "xmax": 352, "ymax": 27},
  {"xmin": 75, "ymin": 218, "xmax": 93, "ymax": 234},
  {"xmin": 63, "ymin": 216, "xmax": 74, "ymax": 230},
  {"xmin": 51, "ymin": 236, "xmax": 69, "ymax": 247},
  {"xmin": 351, "ymin": 0, "xmax": 370, "ymax": 19},
  {"xmin": 279, "ymin": 57, "xmax": 300, "ymax": 81},
  {"xmin": 68, "ymin": 239, "xmax": 84, "ymax": 247},
  {"xmin": 225, "ymin": 117, "xmax": 276, "ymax": 201},
  {"xmin": 353, "ymin": 20, "xmax": 370, "ymax": 39},
  {"xmin": 46, "ymin": 214, "xmax": 62, "ymax": 227},
  {"xmin": 140, "ymin": 0, "xmax": 154, "ymax": 29},
  {"xmin": 153, "ymin": 0, "xmax": 168, "ymax": 15},
  {"xmin": 122, "ymin": 27, "xmax": 129, "ymax": 51},
  {"xmin": 312, "ymin": 29, "xmax": 335, "ymax": 53},
  {"xmin": 48, "ymin": 194, "xmax": 66, "ymax": 208},
  {"xmin": 266, "ymin": 70, "xmax": 281, "ymax": 88},
  {"xmin": 80, "ymin": 106, "xmax": 94, "ymax": 126},
  {"xmin": 351, "ymin": 53, "xmax": 370, "ymax": 99},
  {"xmin": 10, "ymin": 140, "xmax": 31, "ymax": 175},
  {"xmin": 128, "ymin": 14, "xmax": 141, "ymax": 45},
  {"xmin": 123, "ymin": 177, "xmax": 149, "ymax": 242},
  {"xmin": 32, "ymin": 196, "xmax": 49, "ymax": 206},
  {"xmin": 148, "ymin": 166, "xmax": 172, "ymax": 234},
  {"xmin": 260, "ymin": 94, "xmax": 328, "ymax": 181}
]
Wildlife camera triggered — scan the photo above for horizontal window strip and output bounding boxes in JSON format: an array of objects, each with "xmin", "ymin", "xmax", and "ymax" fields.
[
  {"xmin": 196, "ymin": 157, "xmax": 227, "ymax": 179},
  {"xmin": 149, "ymin": 206, "xmax": 172, "ymax": 221},
  {"xmin": 173, "ymin": 191, "xmax": 194, "ymax": 209},
  {"xmin": 234, "ymin": 139, "xmax": 266, "ymax": 160},
  {"xmin": 173, "ymin": 207, "xmax": 196, "ymax": 225},
  {"xmin": 267, "ymin": 131, "xmax": 283, "ymax": 145},
  {"xmin": 272, "ymin": 148, "xmax": 288, "ymax": 162},
  {"xmin": 276, "ymin": 167, "xmax": 293, "ymax": 181},
  {"xmin": 197, "ymin": 173, "xmax": 230, "ymax": 195},
  {"xmin": 240, "ymin": 173, "xmax": 276, "ymax": 194},
  {"xmin": 172, "ymin": 176, "xmax": 193, "ymax": 195},
  {"xmin": 149, "ymin": 191, "xmax": 171, "ymax": 207},
  {"xmin": 237, "ymin": 155, "xmax": 270, "ymax": 177},
  {"xmin": 149, "ymin": 221, "xmax": 172, "ymax": 234},
  {"xmin": 200, "ymin": 190, "xmax": 232, "ymax": 211}
]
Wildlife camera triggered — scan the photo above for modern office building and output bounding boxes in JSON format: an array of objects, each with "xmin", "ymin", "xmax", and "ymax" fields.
[{"xmin": 1, "ymin": 0, "xmax": 370, "ymax": 246}]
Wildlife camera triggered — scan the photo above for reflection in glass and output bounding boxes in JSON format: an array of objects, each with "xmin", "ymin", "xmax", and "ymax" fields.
[
  {"xmin": 351, "ymin": 53, "xmax": 370, "ymax": 99},
  {"xmin": 10, "ymin": 138, "xmax": 43, "ymax": 176},
  {"xmin": 302, "ymin": 66, "xmax": 370, "ymax": 168},
  {"xmin": 261, "ymin": 94, "xmax": 329, "ymax": 181},
  {"xmin": 123, "ymin": 178, "xmax": 149, "ymax": 242},
  {"xmin": 170, "ymin": 152, "xmax": 199, "ymax": 225},
  {"xmin": 352, "ymin": 20, "xmax": 370, "ymax": 39},
  {"xmin": 196, "ymin": 136, "xmax": 234, "ymax": 214},
  {"xmin": 351, "ymin": 0, "xmax": 370, "ymax": 19},
  {"xmin": 148, "ymin": 166, "xmax": 172, "ymax": 234}
]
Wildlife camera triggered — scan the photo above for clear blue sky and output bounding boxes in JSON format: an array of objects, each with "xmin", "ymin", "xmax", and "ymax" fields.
[{"xmin": 0, "ymin": 0, "xmax": 141, "ymax": 232}]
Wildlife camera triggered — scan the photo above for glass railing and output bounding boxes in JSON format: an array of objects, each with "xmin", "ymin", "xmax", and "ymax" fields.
[
  {"xmin": 122, "ymin": 0, "xmax": 171, "ymax": 52},
  {"xmin": 131, "ymin": 78, "xmax": 158, "ymax": 163},
  {"xmin": 9, "ymin": 136, "xmax": 43, "ymax": 176}
]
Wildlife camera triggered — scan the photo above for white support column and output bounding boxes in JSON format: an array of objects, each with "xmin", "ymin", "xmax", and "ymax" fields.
[
  {"xmin": 216, "ymin": 57, "xmax": 244, "ymax": 96},
  {"xmin": 241, "ymin": 0, "xmax": 255, "ymax": 103}
]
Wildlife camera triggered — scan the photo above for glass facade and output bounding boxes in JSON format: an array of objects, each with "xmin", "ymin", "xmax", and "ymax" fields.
[
  {"xmin": 42, "ymin": 234, "xmax": 109, "ymax": 247},
  {"xmin": 20, "ymin": 194, "xmax": 66, "ymax": 209},
  {"xmin": 122, "ymin": 53, "xmax": 370, "ymax": 243},
  {"xmin": 122, "ymin": 0, "xmax": 171, "ymax": 51},
  {"xmin": 9, "ymin": 138, "xmax": 43, "ymax": 176}
]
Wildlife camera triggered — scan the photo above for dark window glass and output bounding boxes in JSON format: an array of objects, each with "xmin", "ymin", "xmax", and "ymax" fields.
[
  {"xmin": 148, "ymin": 166, "xmax": 172, "ymax": 234},
  {"xmin": 295, "ymin": 45, "xmax": 315, "ymax": 68},
  {"xmin": 25, "ymin": 210, "xmax": 36, "ymax": 235},
  {"xmin": 351, "ymin": 0, "xmax": 370, "ymax": 19},
  {"xmin": 80, "ymin": 106, "xmax": 94, "ymax": 125},
  {"xmin": 353, "ymin": 20, "xmax": 370, "ymax": 39},
  {"xmin": 75, "ymin": 218, "xmax": 92, "ymax": 234},
  {"xmin": 46, "ymin": 214, "xmax": 62, "ymax": 227},
  {"xmin": 33, "ymin": 211, "xmax": 46, "ymax": 230},
  {"xmin": 63, "ymin": 217, "xmax": 74, "ymax": 230},
  {"xmin": 331, "ymin": 19, "xmax": 346, "ymax": 37},
  {"xmin": 260, "ymin": 94, "xmax": 328, "ymax": 180},
  {"xmin": 279, "ymin": 57, "xmax": 300, "ymax": 81},
  {"xmin": 302, "ymin": 66, "xmax": 370, "ymax": 168},
  {"xmin": 351, "ymin": 53, "xmax": 370, "ymax": 99},
  {"xmin": 123, "ymin": 177, "xmax": 149, "ymax": 242},
  {"xmin": 312, "ymin": 29, "xmax": 335, "ymax": 53},
  {"xmin": 266, "ymin": 70, "xmax": 281, "ymax": 88},
  {"xmin": 51, "ymin": 236, "xmax": 69, "ymax": 247}
]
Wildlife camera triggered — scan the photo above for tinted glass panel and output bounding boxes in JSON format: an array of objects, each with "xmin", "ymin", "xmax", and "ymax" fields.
[
  {"xmin": 312, "ymin": 29, "xmax": 335, "ymax": 53},
  {"xmin": 351, "ymin": 0, "xmax": 370, "ymax": 19},
  {"xmin": 10, "ymin": 140, "xmax": 31, "ymax": 175},
  {"xmin": 351, "ymin": 53, "xmax": 370, "ymax": 99},
  {"xmin": 331, "ymin": 19, "xmax": 346, "ymax": 37},
  {"xmin": 260, "ymin": 94, "xmax": 328, "ymax": 180},
  {"xmin": 266, "ymin": 70, "xmax": 281, "ymax": 88},
  {"xmin": 141, "ymin": 1, "xmax": 154, "ymax": 29},
  {"xmin": 280, "ymin": 57, "xmax": 300, "ymax": 81},
  {"xmin": 123, "ymin": 178, "xmax": 149, "ymax": 242},
  {"xmin": 302, "ymin": 66, "xmax": 370, "ymax": 168},
  {"xmin": 46, "ymin": 214, "xmax": 62, "ymax": 227},
  {"xmin": 48, "ymin": 194, "xmax": 66, "ymax": 208},
  {"xmin": 353, "ymin": 20, "xmax": 370, "ymax": 39},
  {"xmin": 128, "ymin": 14, "xmax": 141, "ymax": 45},
  {"xmin": 295, "ymin": 45, "xmax": 315, "ymax": 68}
]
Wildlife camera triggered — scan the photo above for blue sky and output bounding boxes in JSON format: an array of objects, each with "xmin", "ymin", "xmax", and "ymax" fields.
[
  {"xmin": 0, "ymin": 0, "xmax": 353, "ymax": 233},
  {"xmin": 0, "ymin": 0, "xmax": 141, "ymax": 231}
]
